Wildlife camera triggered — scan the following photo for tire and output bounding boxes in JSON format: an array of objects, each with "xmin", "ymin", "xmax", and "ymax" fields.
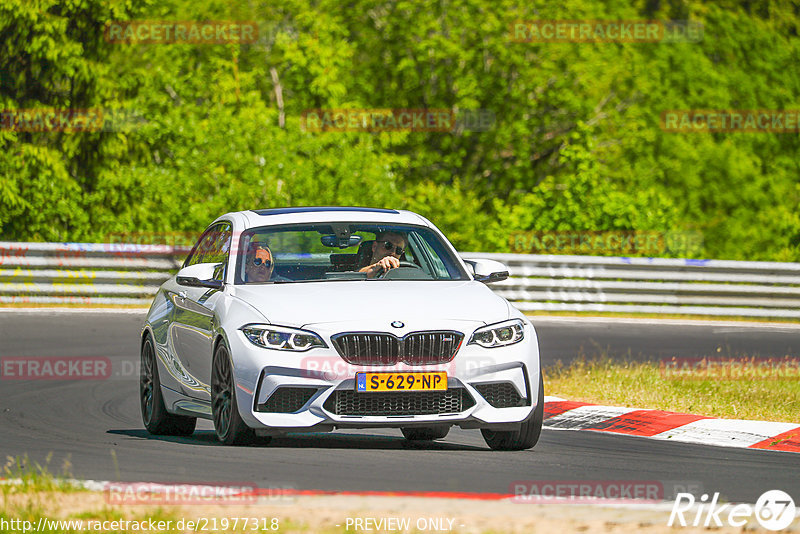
[
  {"xmin": 140, "ymin": 335, "xmax": 197, "ymax": 436},
  {"xmin": 481, "ymin": 374, "xmax": 544, "ymax": 451},
  {"xmin": 401, "ymin": 425, "xmax": 450, "ymax": 441},
  {"xmin": 211, "ymin": 341, "xmax": 263, "ymax": 445}
]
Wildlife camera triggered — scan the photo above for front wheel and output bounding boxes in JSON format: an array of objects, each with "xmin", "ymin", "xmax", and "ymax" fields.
[
  {"xmin": 401, "ymin": 425, "xmax": 450, "ymax": 441},
  {"xmin": 140, "ymin": 335, "xmax": 196, "ymax": 436},
  {"xmin": 481, "ymin": 374, "xmax": 544, "ymax": 451},
  {"xmin": 211, "ymin": 341, "xmax": 264, "ymax": 445}
]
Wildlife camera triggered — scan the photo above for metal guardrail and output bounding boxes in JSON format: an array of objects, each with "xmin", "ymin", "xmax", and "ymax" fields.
[
  {"xmin": 0, "ymin": 242, "xmax": 186, "ymax": 306},
  {"xmin": 1, "ymin": 242, "xmax": 799, "ymax": 318},
  {"xmin": 469, "ymin": 252, "xmax": 800, "ymax": 319}
]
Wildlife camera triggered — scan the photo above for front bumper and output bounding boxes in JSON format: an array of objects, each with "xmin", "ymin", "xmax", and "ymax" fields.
[{"xmin": 227, "ymin": 321, "xmax": 541, "ymax": 434}]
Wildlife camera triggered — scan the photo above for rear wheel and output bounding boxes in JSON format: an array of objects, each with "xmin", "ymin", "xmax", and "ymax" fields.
[
  {"xmin": 211, "ymin": 341, "xmax": 263, "ymax": 445},
  {"xmin": 140, "ymin": 336, "xmax": 196, "ymax": 436},
  {"xmin": 401, "ymin": 425, "xmax": 450, "ymax": 441},
  {"xmin": 481, "ymin": 374, "xmax": 544, "ymax": 451}
]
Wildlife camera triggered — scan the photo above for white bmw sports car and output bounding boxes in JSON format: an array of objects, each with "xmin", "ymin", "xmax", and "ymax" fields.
[{"xmin": 140, "ymin": 207, "xmax": 543, "ymax": 450}]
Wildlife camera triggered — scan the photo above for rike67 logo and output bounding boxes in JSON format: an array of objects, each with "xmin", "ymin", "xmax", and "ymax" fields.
[
  {"xmin": 669, "ymin": 490, "xmax": 796, "ymax": 531},
  {"xmin": 298, "ymin": 355, "xmax": 493, "ymax": 381}
]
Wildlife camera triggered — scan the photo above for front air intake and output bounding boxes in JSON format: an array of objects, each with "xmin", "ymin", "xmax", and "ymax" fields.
[
  {"xmin": 256, "ymin": 387, "xmax": 318, "ymax": 413},
  {"xmin": 474, "ymin": 382, "xmax": 528, "ymax": 408},
  {"xmin": 323, "ymin": 388, "xmax": 475, "ymax": 416}
]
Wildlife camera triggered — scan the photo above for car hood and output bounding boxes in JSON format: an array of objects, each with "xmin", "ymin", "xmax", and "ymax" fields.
[{"xmin": 229, "ymin": 280, "xmax": 510, "ymax": 328}]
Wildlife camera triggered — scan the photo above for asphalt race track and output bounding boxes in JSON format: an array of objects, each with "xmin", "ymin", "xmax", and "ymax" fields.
[{"xmin": 1, "ymin": 311, "xmax": 798, "ymax": 504}]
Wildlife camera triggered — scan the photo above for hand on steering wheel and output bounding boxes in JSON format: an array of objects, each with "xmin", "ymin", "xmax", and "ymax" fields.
[
  {"xmin": 376, "ymin": 260, "xmax": 420, "ymax": 278},
  {"xmin": 372, "ymin": 256, "xmax": 399, "ymax": 276}
]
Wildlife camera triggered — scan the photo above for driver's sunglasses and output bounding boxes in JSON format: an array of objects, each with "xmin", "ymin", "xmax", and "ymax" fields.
[
  {"xmin": 252, "ymin": 257, "xmax": 273, "ymax": 268},
  {"xmin": 381, "ymin": 241, "xmax": 405, "ymax": 256}
]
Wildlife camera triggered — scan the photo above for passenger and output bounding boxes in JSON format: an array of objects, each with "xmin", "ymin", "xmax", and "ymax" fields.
[{"xmin": 245, "ymin": 242, "xmax": 278, "ymax": 283}]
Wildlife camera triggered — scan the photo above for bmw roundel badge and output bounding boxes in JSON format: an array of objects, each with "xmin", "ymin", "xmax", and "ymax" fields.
[{"xmin": 391, "ymin": 321, "xmax": 404, "ymax": 328}]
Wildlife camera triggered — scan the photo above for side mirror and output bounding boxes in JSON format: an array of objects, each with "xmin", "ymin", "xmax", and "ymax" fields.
[
  {"xmin": 176, "ymin": 263, "xmax": 224, "ymax": 290},
  {"xmin": 463, "ymin": 258, "xmax": 509, "ymax": 284}
]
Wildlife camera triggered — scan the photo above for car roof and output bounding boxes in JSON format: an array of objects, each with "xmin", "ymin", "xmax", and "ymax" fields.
[
  {"xmin": 251, "ymin": 207, "xmax": 399, "ymax": 216},
  {"xmin": 232, "ymin": 207, "xmax": 431, "ymax": 229}
]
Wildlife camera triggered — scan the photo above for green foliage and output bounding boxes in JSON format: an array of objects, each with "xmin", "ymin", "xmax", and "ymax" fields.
[
  {"xmin": 1, "ymin": 0, "xmax": 798, "ymax": 261},
  {"xmin": 489, "ymin": 122, "xmax": 679, "ymax": 248},
  {"xmin": 400, "ymin": 179, "xmax": 496, "ymax": 252}
]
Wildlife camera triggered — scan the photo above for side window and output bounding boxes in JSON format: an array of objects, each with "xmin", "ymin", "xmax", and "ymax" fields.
[
  {"xmin": 412, "ymin": 233, "xmax": 450, "ymax": 279},
  {"xmin": 184, "ymin": 223, "xmax": 232, "ymax": 280}
]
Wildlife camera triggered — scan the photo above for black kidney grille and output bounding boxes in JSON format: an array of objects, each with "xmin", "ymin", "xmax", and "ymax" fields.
[
  {"xmin": 331, "ymin": 331, "xmax": 463, "ymax": 366},
  {"xmin": 257, "ymin": 387, "xmax": 318, "ymax": 413},
  {"xmin": 323, "ymin": 388, "xmax": 475, "ymax": 416},
  {"xmin": 474, "ymin": 382, "xmax": 528, "ymax": 408},
  {"xmin": 403, "ymin": 332, "xmax": 462, "ymax": 364},
  {"xmin": 331, "ymin": 333, "xmax": 399, "ymax": 365}
]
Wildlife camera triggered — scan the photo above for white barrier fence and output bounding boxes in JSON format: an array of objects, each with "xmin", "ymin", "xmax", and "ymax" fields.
[
  {"xmin": 1, "ymin": 242, "xmax": 799, "ymax": 318},
  {"xmin": 476, "ymin": 252, "xmax": 800, "ymax": 319},
  {"xmin": 0, "ymin": 242, "xmax": 186, "ymax": 306}
]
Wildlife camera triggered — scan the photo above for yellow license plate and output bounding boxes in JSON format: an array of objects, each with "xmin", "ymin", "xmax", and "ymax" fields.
[{"xmin": 356, "ymin": 372, "xmax": 447, "ymax": 392}]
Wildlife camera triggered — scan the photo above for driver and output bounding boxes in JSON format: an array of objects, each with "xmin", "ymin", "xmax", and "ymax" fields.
[{"xmin": 359, "ymin": 230, "xmax": 407, "ymax": 279}]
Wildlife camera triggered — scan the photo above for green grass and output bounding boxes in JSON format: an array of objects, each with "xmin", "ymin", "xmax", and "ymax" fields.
[
  {"xmin": 1, "ymin": 454, "xmax": 76, "ymax": 534},
  {"xmin": 0, "ymin": 455, "xmax": 178, "ymax": 534},
  {"xmin": 0, "ymin": 455, "xmax": 309, "ymax": 534},
  {"xmin": 545, "ymin": 357, "xmax": 800, "ymax": 423},
  {"xmin": 1, "ymin": 454, "xmax": 79, "ymax": 494}
]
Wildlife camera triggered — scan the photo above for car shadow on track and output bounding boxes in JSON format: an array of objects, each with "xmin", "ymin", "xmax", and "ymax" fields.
[
  {"xmin": 108, "ymin": 429, "xmax": 487, "ymax": 451},
  {"xmin": 108, "ymin": 429, "xmax": 221, "ymax": 446},
  {"xmin": 267, "ymin": 432, "xmax": 487, "ymax": 451}
]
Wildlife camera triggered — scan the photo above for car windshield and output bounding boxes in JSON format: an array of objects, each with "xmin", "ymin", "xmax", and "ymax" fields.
[{"xmin": 234, "ymin": 223, "xmax": 468, "ymax": 284}]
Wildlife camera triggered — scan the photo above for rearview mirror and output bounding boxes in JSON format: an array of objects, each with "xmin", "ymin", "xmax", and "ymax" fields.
[
  {"xmin": 463, "ymin": 258, "xmax": 509, "ymax": 284},
  {"xmin": 321, "ymin": 234, "xmax": 363, "ymax": 248}
]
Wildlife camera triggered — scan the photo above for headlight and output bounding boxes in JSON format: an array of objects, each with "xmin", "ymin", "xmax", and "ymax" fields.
[
  {"xmin": 241, "ymin": 324, "xmax": 327, "ymax": 351},
  {"xmin": 468, "ymin": 319, "xmax": 525, "ymax": 348}
]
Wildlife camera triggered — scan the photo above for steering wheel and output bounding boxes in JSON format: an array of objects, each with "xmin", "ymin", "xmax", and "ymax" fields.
[{"xmin": 376, "ymin": 261, "xmax": 421, "ymax": 279}]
